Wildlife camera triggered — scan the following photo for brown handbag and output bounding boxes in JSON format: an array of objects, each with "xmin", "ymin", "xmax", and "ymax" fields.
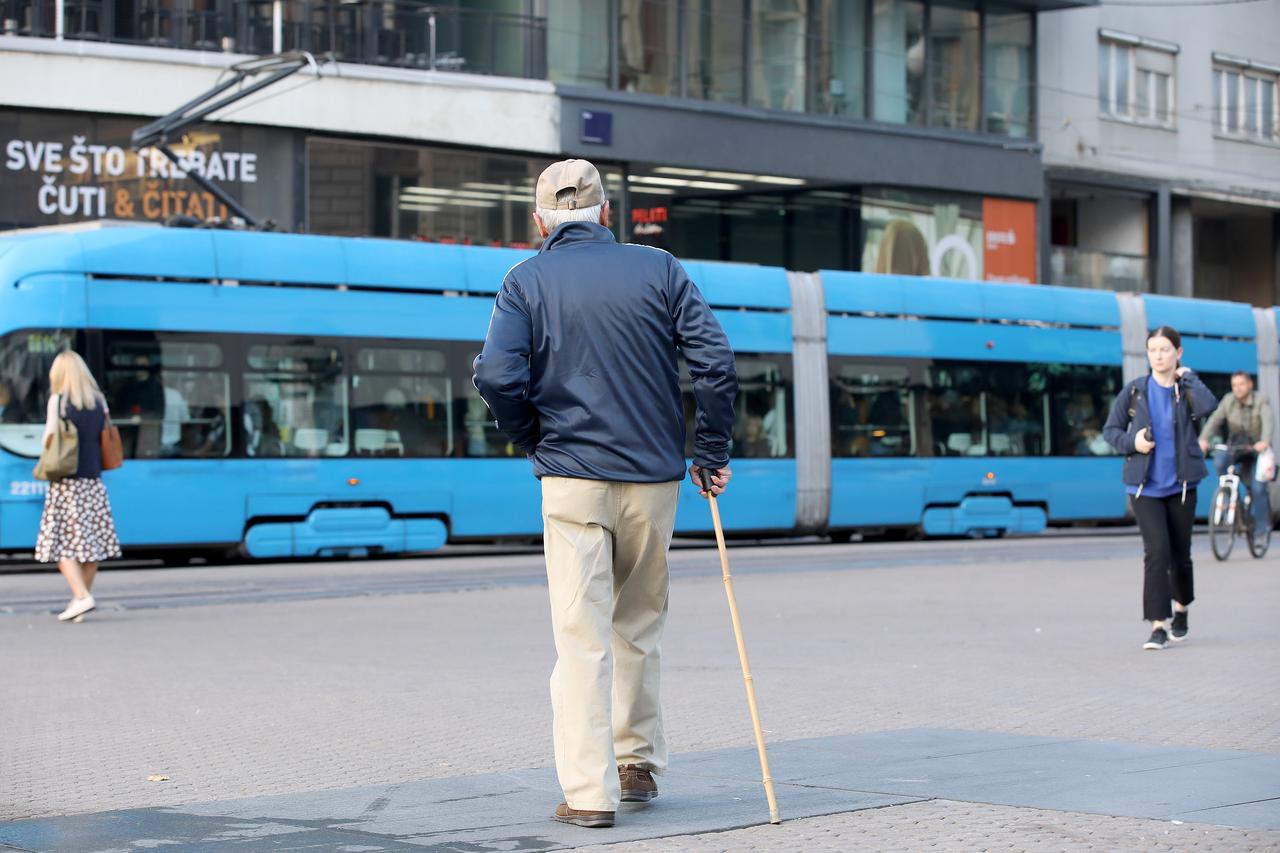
[{"xmin": 100, "ymin": 413, "xmax": 123, "ymax": 471}]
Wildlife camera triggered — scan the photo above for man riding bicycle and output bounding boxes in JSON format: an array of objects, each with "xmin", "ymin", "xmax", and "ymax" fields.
[{"xmin": 1198, "ymin": 371, "xmax": 1273, "ymax": 532}]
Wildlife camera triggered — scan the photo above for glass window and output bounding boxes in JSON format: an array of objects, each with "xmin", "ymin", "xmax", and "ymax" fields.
[
  {"xmin": 862, "ymin": 187, "xmax": 983, "ymax": 279},
  {"xmin": 927, "ymin": 2, "xmax": 979, "ymax": 131},
  {"xmin": 244, "ymin": 342, "xmax": 347, "ymax": 457},
  {"xmin": 459, "ymin": 348, "xmax": 521, "ymax": 457},
  {"xmin": 1263, "ymin": 79, "xmax": 1276, "ymax": 140},
  {"xmin": 749, "ymin": 0, "xmax": 807, "ymax": 112},
  {"xmin": 928, "ymin": 364, "xmax": 984, "ymax": 455},
  {"xmin": 547, "ymin": 0, "xmax": 612, "ymax": 88},
  {"xmin": 733, "ymin": 356, "xmax": 792, "ymax": 458},
  {"xmin": 1226, "ymin": 70, "xmax": 1240, "ymax": 132},
  {"xmin": 1196, "ymin": 371, "xmax": 1234, "ymax": 404},
  {"xmin": 103, "ymin": 333, "xmax": 231, "ymax": 459},
  {"xmin": 1245, "ymin": 76, "xmax": 1259, "ymax": 134},
  {"xmin": 1099, "ymin": 42, "xmax": 1111, "ymax": 111},
  {"xmin": 983, "ymin": 363, "xmax": 1048, "ymax": 457},
  {"xmin": 872, "ymin": 0, "xmax": 924, "ymax": 124},
  {"xmin": 0, "ymin": 330, "xmax": 76, "ymax": 458},
  {"xmin": 1213, "ymin": 69, "xmax": 1223, "ymax": 130},
  {"xmin": 308, "ymin": 139, "xmax": 623, "ymax": 248},
  {"xmin": 352, "ymin": 346, "xmax": 451, "ymax": 457},
  {"xmin": 983, "ymin": 8, "xmax": 1031, "ymax": 137},
  {"xmin": 1114, "ymin": 45, "xmax": 1131, "ymax": 115},
  {"xmin": 685, "ymin": 0, "xmax": 746, "ymax": 104},
  {"xmin": 677, "ymin": 353, "xmax": 792, "ymax": 459},
  {"xmin": 810, "ymin": 0, "xmax": 865, "ymax": 118},
  {"xmin": 1135, "ymin": 69, "xmax": 1151, "ymax": 117},
  {"xmin": 831, "ymin": 360, "xmax": 917, "ymax": 458},
  {"xmin": 619, "ymin": 0, "xmax": 679, "ymax": 96},
  {"xmin": 1049, "ymin": 364, "xmax": 1123, "ymax": 457}
]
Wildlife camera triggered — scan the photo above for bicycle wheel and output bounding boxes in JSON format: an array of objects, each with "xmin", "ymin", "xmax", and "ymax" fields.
[
  {"xmin": 1209, "ymin": 485, "xmax": 1235, "ymax": 561},
  {"xmin": 1249, "ymin": 494, "xmax": 1272, "ymax": 558}
]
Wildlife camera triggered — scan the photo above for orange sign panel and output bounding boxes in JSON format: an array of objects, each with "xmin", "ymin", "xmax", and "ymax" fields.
[{"xmin": 983, "ymin": 198, "xmax": 1037, "ymax": 284}]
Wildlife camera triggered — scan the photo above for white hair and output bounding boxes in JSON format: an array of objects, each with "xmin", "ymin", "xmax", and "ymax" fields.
[{"xmin": 536, "ymin": 202, "xmax": 604, "ymax": 231}]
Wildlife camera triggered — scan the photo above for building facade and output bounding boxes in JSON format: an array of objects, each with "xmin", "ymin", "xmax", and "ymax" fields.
[
  {"xmin": 1037, "ymin": 2, "xmax": 1280, "ymax": 304},
  {"xmin": 5, "ymin": 0, "xmax": 1082, "ymax": 286}
]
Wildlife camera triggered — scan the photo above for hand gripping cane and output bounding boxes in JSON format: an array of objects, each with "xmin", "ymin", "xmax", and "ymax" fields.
[{"xmin": 700, "ymin": 468, "xmax": 782, "ymax": 825}]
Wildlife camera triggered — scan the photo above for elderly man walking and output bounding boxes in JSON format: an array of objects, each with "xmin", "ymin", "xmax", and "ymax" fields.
[{"xmin": 473, "ymin": 159, "xmax": 737, "ymax": 828}]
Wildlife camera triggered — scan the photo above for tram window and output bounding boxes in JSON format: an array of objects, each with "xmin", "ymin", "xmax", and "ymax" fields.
[
  {"xmin": 928, "ymin": 365, "xmax": 985, "ymax": 456},
  {"xmin": 983, "ymin": 363, "xmax": 1048, "ymax": 457},
  {"xmin": 1048, "ymin": 364, "xmax": 1123, "ymax": 457},
  {"xmin": 0, "ymin": 329, "xmax": 77, "ymax": 458},
  {"xmin": 678, "ymin": 353, "xmax": 793, "ymax": 459},
  {"xmin": 1196, "ymin": 371, "xmax": 1233, "ymax": 405},
  {"xmin": 831, "ymin": 362, "xmax": 916, "ymax": 458},
  {"xmin": 102, "ymin": 333, "xmax": 232, "ymax": 459},
  {"xmin": 353, "ymin": 346, "xmax": 451, "ymax": 457},
  {"xmin": 459, "ymin": 349, "xmax": 521, "ymax": 457},
  {"xmin": 244, "ymin": 343, "xmax": 347, "ymax": 457},
  {"xmin": 733, "ymin": 358, "xmax": 792, "ymax": 458}
]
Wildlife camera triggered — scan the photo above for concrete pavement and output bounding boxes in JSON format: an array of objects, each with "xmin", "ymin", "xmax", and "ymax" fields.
[{"xmin": 2, "ymin": 534, "xmax": 1278, "ymax": 850}]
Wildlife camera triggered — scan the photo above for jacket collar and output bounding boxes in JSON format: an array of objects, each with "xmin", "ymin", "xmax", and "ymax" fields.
[{"xmin": 539, "ymin": 221, "xmax": 616, "ymax": 253}]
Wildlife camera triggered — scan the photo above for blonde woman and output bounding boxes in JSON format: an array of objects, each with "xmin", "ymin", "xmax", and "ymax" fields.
[{"xmin": 35, "ymin": 351, "xmax": 122, "ymax": 622}]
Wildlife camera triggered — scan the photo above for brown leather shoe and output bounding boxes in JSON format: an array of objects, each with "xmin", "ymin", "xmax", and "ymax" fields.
[
  {"xmin": 553, "ymin": 803, "xmax": 615, "ymax": 828},
  {"xmin": 619, "ymin": 764, "xmax": 658, "ymax": 802}
]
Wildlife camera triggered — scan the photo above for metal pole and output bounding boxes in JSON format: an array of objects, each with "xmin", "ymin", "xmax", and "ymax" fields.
[
  {"xmin": 54, "ymin": 0, "xmax": 64, "ymax": 39},
  {"xmin": 272, "ymin": 0, "xmax": 282, "ymax": 53}
]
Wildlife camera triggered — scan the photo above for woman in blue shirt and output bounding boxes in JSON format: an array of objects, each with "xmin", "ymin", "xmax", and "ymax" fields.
[{"xmin": 1103, "ymin": 326, "xmax": 1218, "ymax": 650}]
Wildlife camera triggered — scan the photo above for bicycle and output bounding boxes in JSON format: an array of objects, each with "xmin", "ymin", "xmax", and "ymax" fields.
[{"xmin": 1208, "ymin": 443, "xmax": 1271, "ymax": 560}]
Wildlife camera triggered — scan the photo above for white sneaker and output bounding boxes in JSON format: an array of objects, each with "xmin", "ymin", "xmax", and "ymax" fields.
[{"xmin": 57, "ymin": 595, "xmax": 95, "ymax": 622}]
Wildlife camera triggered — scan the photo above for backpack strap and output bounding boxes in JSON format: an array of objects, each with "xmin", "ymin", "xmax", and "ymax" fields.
[{"xmin": 1126, "ymin": 382, "xmax": 1140, "ymax": 426}]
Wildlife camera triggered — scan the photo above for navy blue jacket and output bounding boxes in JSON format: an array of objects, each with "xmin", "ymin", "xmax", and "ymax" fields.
[
  {"xmin": 473, "ymin": 222, "xmax": 737, "ymax": 483},
  {"xmin": 1102, "ymin": 371, "xmax": 1218, "ymax": 492}
]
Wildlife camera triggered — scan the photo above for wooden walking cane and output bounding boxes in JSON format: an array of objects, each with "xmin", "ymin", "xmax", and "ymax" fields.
[{"xmin": 700, "ymin": 468, "xmax": 782, "ymax": 825}]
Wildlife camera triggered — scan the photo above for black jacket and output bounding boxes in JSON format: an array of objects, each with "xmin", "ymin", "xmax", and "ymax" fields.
[
  {"xmin": 1102, "ymin": 371, "xmax": 1218, "ymax": 492},
  {"xmin": 473, "ymin": 222, "xmax": 737, "ymax": 482}
]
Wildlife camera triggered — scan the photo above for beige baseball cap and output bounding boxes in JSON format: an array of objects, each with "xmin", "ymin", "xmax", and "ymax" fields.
[{"xmin": 535, "ymin": 159, "xmax": 606, "ymax": 210}]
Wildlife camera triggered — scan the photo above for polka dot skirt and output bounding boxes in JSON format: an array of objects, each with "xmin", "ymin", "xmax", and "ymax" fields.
[{"xmin": 35, "ymin": 477, "xmax": 122, "ymax": 564}]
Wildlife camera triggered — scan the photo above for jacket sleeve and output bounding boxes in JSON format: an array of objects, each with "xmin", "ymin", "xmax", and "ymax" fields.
[
  {"xmin": 472, "ymin": 275, "xmax": 540, "ymax": 455},
  {"xmin": 1198, "ymin": 394, "xmax": 1227, "ymax": 444},
  {"xmin": 669, "ymin": 257, "xmax": 737, "ymax": 470},
  {"xmin": 1102, "ymin": 384, "xmax": 1135, "ymax": 455},
  {"xmin": 1182, "ymin": 371, "xmax": 1220, "ymax": 422}
]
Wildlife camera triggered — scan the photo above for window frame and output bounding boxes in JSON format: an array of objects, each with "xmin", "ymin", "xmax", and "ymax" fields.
[
  {"xmin": 1098, "ymin": 32, "xmax": 1177, "ymax": 129},
  {"xmin": 1213, "ymin": 59, "xmax": 1280, "ymax": 144}
]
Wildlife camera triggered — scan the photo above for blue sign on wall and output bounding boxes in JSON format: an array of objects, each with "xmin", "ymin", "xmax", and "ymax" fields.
[{"xmin": 580, "ymin": 110, "xmax": 613, "ymax": 145}]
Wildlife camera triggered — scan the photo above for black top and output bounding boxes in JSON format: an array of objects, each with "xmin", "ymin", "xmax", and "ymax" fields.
[{"xmin": 59, "ymin": 396, "xmax": 106, "ymax": 479}]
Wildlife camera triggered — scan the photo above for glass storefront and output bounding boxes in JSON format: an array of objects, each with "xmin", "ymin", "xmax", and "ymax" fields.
[
  {"xmin": 307, "ymin": 139, "xmax": 622, "ymax": 248},
  {"xmin": 625, "ymin": 165, "xmax": 993, "ymax": 278},
  {"xmin": 862, "ymin": 187, "xmax": 984, "ymax": 279}
]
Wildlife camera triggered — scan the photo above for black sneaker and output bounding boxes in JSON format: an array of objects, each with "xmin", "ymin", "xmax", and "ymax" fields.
[
  {"xmin": 1170, "ymin": 611, "xmax": 1188, "ymax": 642},
  {"xmin": 1143, "ymin": 627, "xmax": 1169, "ymax": 650}
]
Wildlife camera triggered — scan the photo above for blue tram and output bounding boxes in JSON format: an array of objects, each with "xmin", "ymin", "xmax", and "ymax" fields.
[{"xmin": 0, "ymin": 222, "xmax": 1272, "ymax": 557}]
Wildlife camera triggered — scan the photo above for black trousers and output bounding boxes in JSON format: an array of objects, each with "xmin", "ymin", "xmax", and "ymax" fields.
[{"xmin": 1131, "ymin": 490, "xmax": 1196, "ymax": 622}]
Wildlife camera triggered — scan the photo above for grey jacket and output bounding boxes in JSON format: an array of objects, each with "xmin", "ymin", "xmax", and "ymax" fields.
[{"xmin": 1198, "ymin": 391, "xmax": 1273, "ymax": 446}]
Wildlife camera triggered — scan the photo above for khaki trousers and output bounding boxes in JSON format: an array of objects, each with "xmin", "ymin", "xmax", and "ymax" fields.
[{"xmin": 541, "ymin": 476, "xmax": 680, "ymax": 812}]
